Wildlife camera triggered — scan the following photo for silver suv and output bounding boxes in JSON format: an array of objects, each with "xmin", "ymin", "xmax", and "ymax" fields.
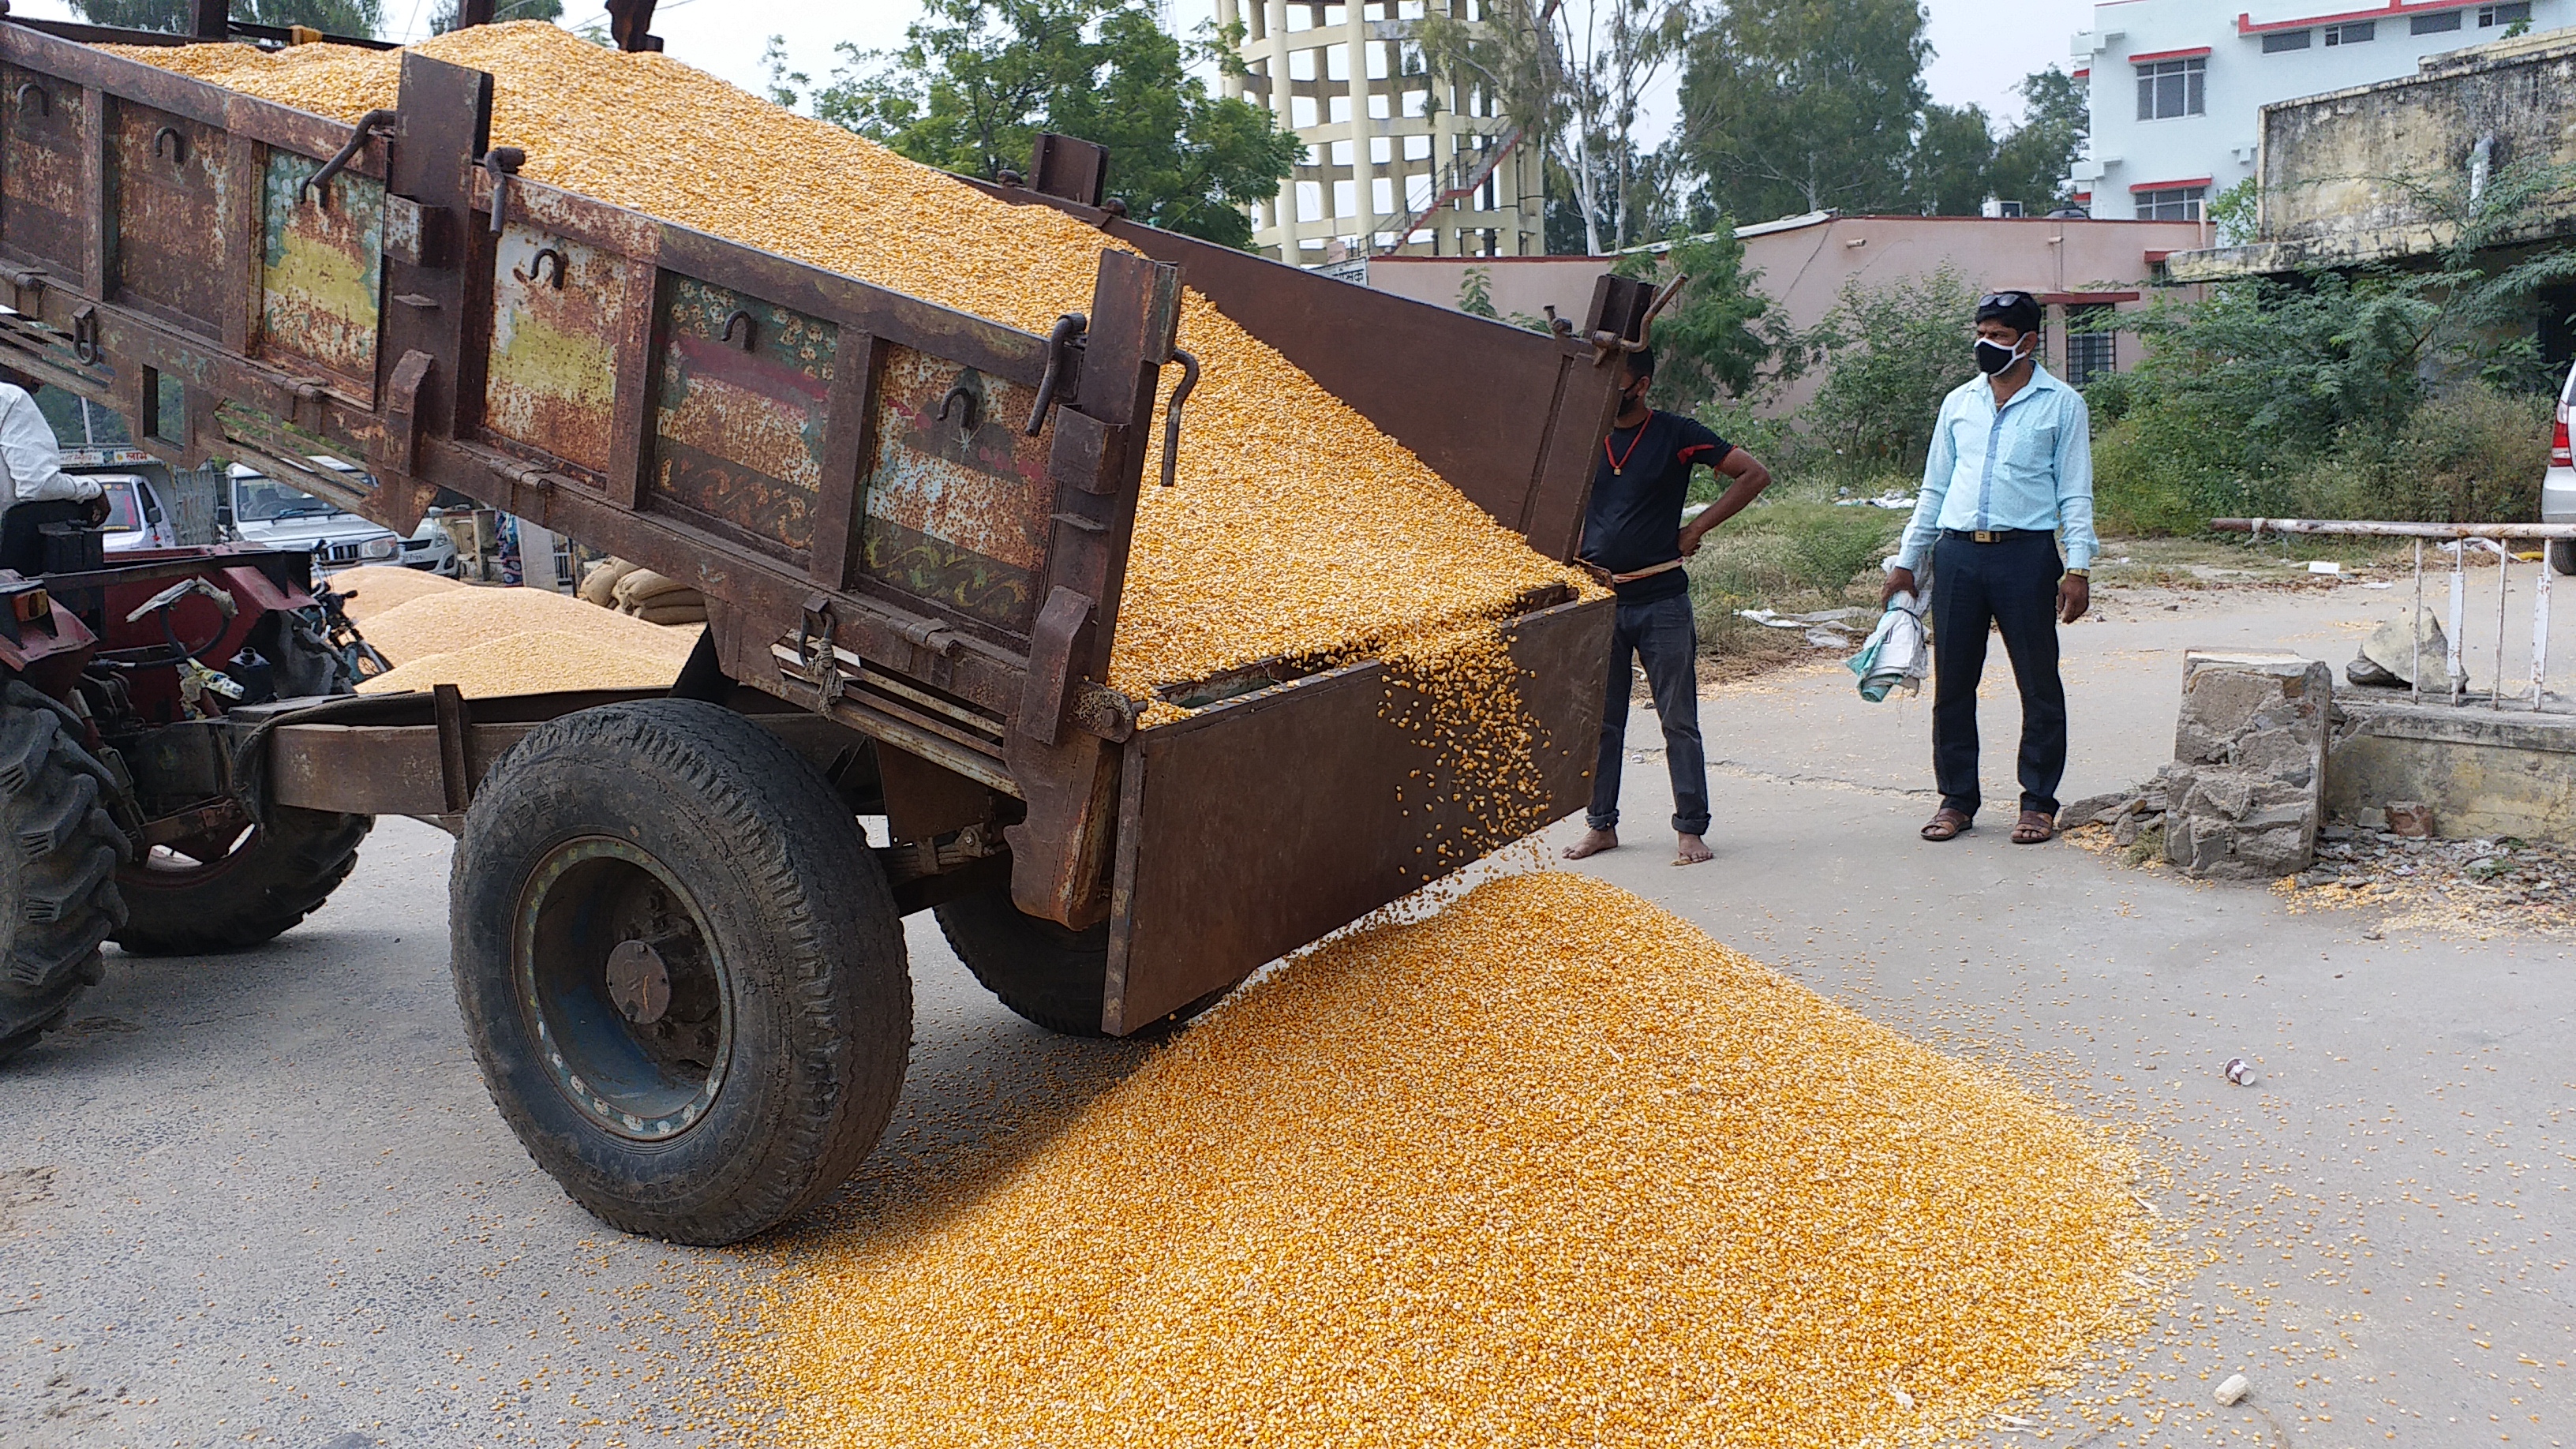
[{"xmin": 227, "ymin": 461, "xmax": 458, "ymax": 577}]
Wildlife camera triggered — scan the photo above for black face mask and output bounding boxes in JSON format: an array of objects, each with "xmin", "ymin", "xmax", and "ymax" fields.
[{"xmin": 1974, "ymin": 337, "xmax": 2027, "ymax": 375}]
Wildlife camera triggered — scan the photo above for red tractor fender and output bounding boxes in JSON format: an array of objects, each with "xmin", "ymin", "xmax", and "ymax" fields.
[{"xmin": 0, "ymin": 574, "xmax": 99, "ymax": 701}]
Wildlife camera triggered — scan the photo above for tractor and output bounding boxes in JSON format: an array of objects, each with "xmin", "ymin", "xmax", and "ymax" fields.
[{"xmin": 0, "ymin": 519, "xmax": 376, "ymax": 1059}]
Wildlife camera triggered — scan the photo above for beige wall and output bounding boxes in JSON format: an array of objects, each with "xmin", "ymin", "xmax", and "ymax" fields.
[{"xmin": 1360, "ymin": 214, "xmax": 2215, "ymax": 414}]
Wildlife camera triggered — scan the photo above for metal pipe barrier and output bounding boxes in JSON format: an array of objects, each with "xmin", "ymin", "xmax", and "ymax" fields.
[{"xmin": 2211, "ymin": 519, "xmax": 2576, "ymax": 713}]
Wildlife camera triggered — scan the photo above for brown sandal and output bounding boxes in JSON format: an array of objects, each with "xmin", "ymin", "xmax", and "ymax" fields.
[
  {"xmin": 2011, "ymin": 810, "xmax": 2055, "ymax": 844},
  {"xmin": 1920, "ymin": 807, "xmax": 1971, "ymax": 841}
]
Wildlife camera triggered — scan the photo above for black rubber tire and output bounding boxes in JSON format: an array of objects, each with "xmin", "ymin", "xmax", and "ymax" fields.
[
  {"xmin": 2552, "ymin": 540, "xmax": 2576, "ymax": 577},
  {"xmin": 451, "ymin": 698, "xmax": 910, "ymax": 1245},
  {"xmin": 0, "ymin": 684, "xmax": 131, "ymax": 1063},
  {"xmin": 935, "ymin": 883, "xmax": 1224, "ymax": 1039},
  {"xmin": 113, "ymin": 807, "xmax": 372, "ymax": 955}
]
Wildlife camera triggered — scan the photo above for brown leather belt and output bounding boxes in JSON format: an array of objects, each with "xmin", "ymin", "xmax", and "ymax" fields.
[{"xmin": 1578, "ymin": 558, "xmax": 1687, "ymax": 587}]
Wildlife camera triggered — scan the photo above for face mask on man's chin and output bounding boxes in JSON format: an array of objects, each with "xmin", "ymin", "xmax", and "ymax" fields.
[{"xmin": 1974, "ymin": 337, "xmax": 2028, "ymax": 376}]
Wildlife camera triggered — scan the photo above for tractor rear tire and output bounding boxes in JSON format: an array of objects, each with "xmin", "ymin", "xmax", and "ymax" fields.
[
  {"xmin": 450, "ymin": 699, "xmax": 910, "ymax": 1245},
  {"xmin": 113, "ymin": 807, "xmax": 372, "ymax": 955},
  {"xmin": 935, "ymin": 884, "xmax": 1225, "ymax": 1039},
  {"xmin": 0, "ymin": 686, "xmax": 131, "ymax": 1064}
]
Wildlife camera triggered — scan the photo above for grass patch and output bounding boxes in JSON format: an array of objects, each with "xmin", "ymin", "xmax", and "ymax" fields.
[{"xmin": 1685, "ymin": 473, "xmax": 1909, "ymax": 672}]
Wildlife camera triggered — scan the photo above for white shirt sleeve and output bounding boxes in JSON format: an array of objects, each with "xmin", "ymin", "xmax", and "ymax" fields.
[{"xmin": 0, "ymin": 385, "xmax": 93, "ymax": 504}]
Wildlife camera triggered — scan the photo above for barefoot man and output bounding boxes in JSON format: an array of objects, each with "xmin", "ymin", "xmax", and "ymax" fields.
[{"xmin": 1564, "ymin": 347, "xmax": 1773, "ymax": 867}]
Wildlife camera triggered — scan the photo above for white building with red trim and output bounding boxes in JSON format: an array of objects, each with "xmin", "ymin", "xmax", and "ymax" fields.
[{"xmin": 2068, "ymin": 0, "xmax": 2561, "ymax": 221}]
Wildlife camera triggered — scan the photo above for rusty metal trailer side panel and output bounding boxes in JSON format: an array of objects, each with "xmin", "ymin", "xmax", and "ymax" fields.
[{"xmin": 1100, "ymin": 594, "xmax": 1612, "ymax": 1033}]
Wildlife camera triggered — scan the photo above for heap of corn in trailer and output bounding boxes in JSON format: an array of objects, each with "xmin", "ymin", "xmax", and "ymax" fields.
[{"xmin": 0, "ymin": 5, "xmax": 1658, "ymax": 1243}]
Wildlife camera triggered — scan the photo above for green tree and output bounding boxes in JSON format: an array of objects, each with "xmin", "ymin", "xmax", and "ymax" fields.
[
  {"xmin": 71, "ymin": 0, "xmax": 384, "ymax": 35},
  {"xmin": 766, "ymin": 0, "xmax": 1298, "ymax": 250},
  {"xmin": 1905, "ymin": 102, "xmax": 1994, "ymax": 217},
  {"xmin": 1676, "ymin": 0, "xmax": 1928, "ymax": 223},
  {"xmin": 1612, "ymin": 227, "xmax": 1781, "ymax": 405},
  {"xmin": 431, "ymin": 0, "xmax": 562, "ymax": 32},
  {"xmin": 1985, "ymin": 66, "xmax": 2086, "ymax": 213},
  {"xmin": 2089, "ymin": 160, "xmax": 2576, "ymax": 528},
  {"xmin": 1800, "ymin": 264, "xmax": 1979, "ymax": 471}
]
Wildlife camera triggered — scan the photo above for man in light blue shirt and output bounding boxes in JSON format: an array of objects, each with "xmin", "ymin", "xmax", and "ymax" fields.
[{"xmin": 1880, "ymin": 290, "xmax": 2096, "ymax": 846}]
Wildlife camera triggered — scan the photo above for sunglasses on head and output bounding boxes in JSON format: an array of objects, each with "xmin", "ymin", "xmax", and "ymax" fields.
[{"xmin": 1979, "ymin": 291, "xmax": 2035, "ymax": 310}]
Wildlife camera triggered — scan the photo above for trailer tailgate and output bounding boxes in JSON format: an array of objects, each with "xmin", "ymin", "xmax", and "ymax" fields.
[{"xmin": 1101, "ymin": 594, "xmax": 1611, "ymax": 1033}]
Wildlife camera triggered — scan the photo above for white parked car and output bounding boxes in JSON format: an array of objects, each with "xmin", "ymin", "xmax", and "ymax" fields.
[
  {"xmin": 226, "ymin": 461, "xmax": 458, "ymax": 577},
  {"xmin": 2545, "ymin": 362, "xmax": 2575, "ymax": 575},
  {"xmin": 90, "ymin": 473, "xmax": 177, "ymax": 555}
]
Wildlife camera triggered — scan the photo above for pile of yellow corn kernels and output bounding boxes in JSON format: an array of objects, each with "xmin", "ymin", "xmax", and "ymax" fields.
[{"xmin": 725, "ymin": 872, "xmax": 2171, "ymax": 1447}]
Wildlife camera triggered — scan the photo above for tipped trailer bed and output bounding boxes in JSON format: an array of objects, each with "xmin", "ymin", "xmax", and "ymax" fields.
[{"xmin": 0, "ymin": 9, "xmax": 1644, "ymax": 1241}]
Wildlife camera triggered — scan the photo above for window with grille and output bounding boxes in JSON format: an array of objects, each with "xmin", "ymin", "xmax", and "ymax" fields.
[
  {"xmin": 2135, "ymin": 57, "xmax": 2206, "ymax": 119},
  {"xmin": 2323, "ymin": 21, "xmax": 2376, "ymax": 43},
  {"xmin": 2479, "ymin": 2, "xmax": 2531, "ymax": 24},
  {"xmin": 2136, "ymin": 185, "xmax": 2206, "ymax": 221},
  {"xmin": 2066, "ymin": 306, "xmax": 2117, "ymax": 388},
  {"xmin": 2412, "ymin": 10, "xmax": 2464, "ymax": 33},
  {"xmin": 2263, "ymin": 29, "xmax": 2312, "ymax": 51}
]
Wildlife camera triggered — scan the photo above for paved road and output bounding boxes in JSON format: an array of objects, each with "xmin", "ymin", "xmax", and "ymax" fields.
[
  {"xmin": 4, "ymin": 575, "xmax": 2569, "ymax": 1447},
  {"xmin": 1574, "ymin": 576, "xmax": 2574, "ymax": 1446}
]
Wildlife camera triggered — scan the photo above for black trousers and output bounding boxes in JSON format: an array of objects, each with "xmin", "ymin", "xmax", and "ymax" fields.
[{"xmin": 1930, "ymin": 531, "xmax": 2066, "ymax": 819}]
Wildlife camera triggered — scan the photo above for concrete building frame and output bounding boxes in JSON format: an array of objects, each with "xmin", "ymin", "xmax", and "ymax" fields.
[{"xmin": 1217, "ymin": 0, "xmax": 1546, "ymax": 264}]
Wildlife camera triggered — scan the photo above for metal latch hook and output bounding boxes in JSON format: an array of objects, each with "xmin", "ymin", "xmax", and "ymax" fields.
[
  {"xmin": 481, "ymin": 144, "xmax": 526, "ymax": 234},
  {"xmin": 935, "ymin": 375, "xmax": 982, "ymax": 436},
  {"xmin": 512, "ymin": 246, "xmax": 567, "ymax": 289},
  {"xmin": 1158, "ymin": 348, "xmax": 1199, "ymax": 488},
  {"xmin": 305, "ymin": 109, "xmax": 397, "ymax": 208},
  {"xmin": 1023, "ymin": 313, "xmax": 1087, "ymax": 436}
]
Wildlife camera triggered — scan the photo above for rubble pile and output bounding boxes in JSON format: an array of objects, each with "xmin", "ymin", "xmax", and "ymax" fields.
[{"xmin": 2285, "ymin": 824, "xmax": 2576, "ymax": 936}]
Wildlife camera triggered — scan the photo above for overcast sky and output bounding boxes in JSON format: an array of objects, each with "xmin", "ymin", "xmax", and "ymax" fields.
[{"xmin": 13, "ymin": 0, "xmax": 2089, "ymax": 130}]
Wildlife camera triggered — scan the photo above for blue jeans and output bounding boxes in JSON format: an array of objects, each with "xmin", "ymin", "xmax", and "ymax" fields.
[{"xmin": 1586, "ymin": 591, "xmax": 1711, "ymax": 837}]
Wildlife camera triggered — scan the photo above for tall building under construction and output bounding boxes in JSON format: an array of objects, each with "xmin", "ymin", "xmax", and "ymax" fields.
[{"xmin": 1215, "ymin": 0, "xmax": 1546, "ymax": 264}]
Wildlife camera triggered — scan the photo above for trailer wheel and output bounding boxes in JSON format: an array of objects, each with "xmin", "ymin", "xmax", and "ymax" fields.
[
  {"xmin": 113, "ymin": 807, "xmax": 372, "ymax": 955},
  {"xmin": 2552, "ymin": 540, "xmax": 2576, "ymax": 577},
  {"xmin": 451, "ymin": 700, "xmax": 909, "ymax": 1245},
  {"xmin": 0, "ymin": 684, "xmax": 130, "ymax": 1063},
  {"xmin": 935, "ymin": 884, "xmax": 1223, "ymax": 1038}
]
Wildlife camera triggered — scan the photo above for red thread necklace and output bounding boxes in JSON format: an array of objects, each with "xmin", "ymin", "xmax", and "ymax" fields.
[{"xmin": 1604, "ymin": 418, "xmax": 1649, "ymax": 477}]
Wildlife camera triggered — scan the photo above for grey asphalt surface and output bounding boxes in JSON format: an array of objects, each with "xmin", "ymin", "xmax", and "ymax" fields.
[{"xmin": 5, "ymin": 574, "xmax": 2571, "ymax": 1447}]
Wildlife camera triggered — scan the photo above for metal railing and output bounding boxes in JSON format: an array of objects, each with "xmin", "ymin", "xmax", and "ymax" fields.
[{"xmin": 2213, "ymin": 518, "xmax": 2576, "ymax": 712}]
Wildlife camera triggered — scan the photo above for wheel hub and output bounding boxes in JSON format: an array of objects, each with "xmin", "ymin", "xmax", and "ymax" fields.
[
  {"xmin": 605, "ymin": 938, "xmax": 672, "ymax": 1024},
  {"xmin": 515, "ymin": 837, "xmax": 731, "ymax": 1142}
]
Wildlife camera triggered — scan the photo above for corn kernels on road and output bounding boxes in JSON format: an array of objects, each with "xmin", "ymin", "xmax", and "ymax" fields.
[
  {"xmin": 726, "ymin": 873, "xmax": 2174, "ymax": 1449},
  {"xmin": 120, "ymin": 24, "xmax": 1589, "ymax": 705}
]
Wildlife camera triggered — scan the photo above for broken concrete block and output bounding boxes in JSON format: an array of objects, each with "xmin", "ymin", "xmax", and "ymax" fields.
[
  {"xmin": 2356, "ymin": 610, "xmax": 2448, "ymax": 687},
  {"xmin": 2057, "ymin": 791, "xmax": 2135, "ymax": 830},
  {"xmin": 2113, "ymin": 811, "xmax": 2143, "ymax": 847},
  {"xmin": 2386, "ymin": 799, "xmax": 2436, "ymax": 838},
  {"xmin": 2162, "ymin": 653, "xmax": 2332, "ymax": 879}
]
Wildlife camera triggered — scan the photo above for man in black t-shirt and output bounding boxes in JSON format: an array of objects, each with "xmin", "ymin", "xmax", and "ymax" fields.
[{"xmin": 1564, "ymin": 347, "xmax": 1773, "ymax": 866}]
